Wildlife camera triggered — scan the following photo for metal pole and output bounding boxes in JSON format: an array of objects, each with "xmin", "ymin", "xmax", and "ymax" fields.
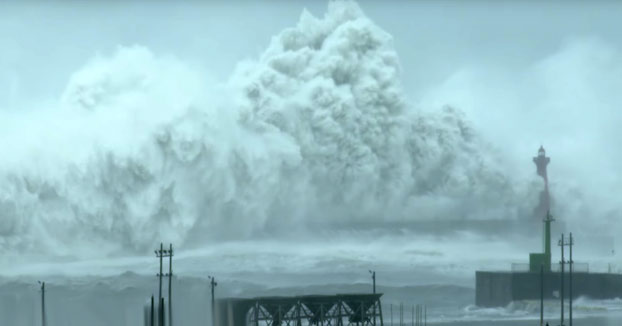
[
  {"xmin": 400, "ymin": 303, "xmax": 404, "ymax": 326},
  {"xmin": 390, "ymin": 304, "xmax": 393, "ymax": 326},
  {"xmin": 40, "ymin": 281, "xmax": 46, "ymax": 326},
  {"xmin": 569, "ymin": 233, "xmax": 573, "ymax": 326},
  {"xmin": 415, "ymin": 305, "xmax": 418, "ymax": 326},
  {"xmin": 159, "ymin": 243, "xmax": 163, "ymax": 304},
  {"xmin": 297, "ymin": 300, "xmax": 302, "ymax": 326},
  {"xmin": 160, "ymin": 297, "xmax": 165, "ymax": 326},
  {"xmin": 151, "ymin": 295, "xmax": 155, "ymax": 326},
  {"xmin": 540, "ymin": 264, "xmax": 544, "ymax": 326},
  {"xmin": 168, "ymin": 243, "xmax": 173, "ymax": 326},
  {"xmin": 378, "ymin": 299, "xmax": 384, "ymax": 326},
  {"xmin": 369, "ymin": 270, "xmax": 376, "ymax": 294},
  {"xmin": 373, "ymin": 271, "xmax": 376, "ymax": 294},
  {"xmin": 404, "ymin": 303, "xmax": 406, "ymax": 326},
  {"xmin": 210, "ymin": 276, "xmax": 217, "ymax": 326},
  {"xmin": 361, "ymin": 302, "xmax": 364, "ymax": 326},
  {"xmin": 560, "ymin": 233, "xmax": 565, "ymax": 326},
  {"xmin": 337, "ymin": 301, "xmax": 343, "ymax": 326}
]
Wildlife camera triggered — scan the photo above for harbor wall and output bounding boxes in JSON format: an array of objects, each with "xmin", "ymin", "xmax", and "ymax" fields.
[{"xmin": 476, "ymin": 271, "xmax": 622, "ymax": 307}]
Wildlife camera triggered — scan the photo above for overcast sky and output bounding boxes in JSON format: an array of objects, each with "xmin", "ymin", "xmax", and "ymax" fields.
[{"xmin": 3, "ymin": 1, "xmax": 621, "ymax": 100}]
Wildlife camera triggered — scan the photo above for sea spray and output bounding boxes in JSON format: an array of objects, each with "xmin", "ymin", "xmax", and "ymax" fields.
[{"xmin": 0, "ymin": 2, "xmax": 538, "ymax": 256}]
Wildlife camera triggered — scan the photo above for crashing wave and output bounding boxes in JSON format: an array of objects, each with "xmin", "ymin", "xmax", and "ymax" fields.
[{"xmin": 0, "ymin": 2, "xmax": 537, "ymax": 256}]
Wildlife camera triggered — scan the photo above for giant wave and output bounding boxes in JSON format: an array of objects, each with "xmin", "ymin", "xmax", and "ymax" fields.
[{"xmin": 0, "ymin": 2, "xmax": 544, "ymax": 256}]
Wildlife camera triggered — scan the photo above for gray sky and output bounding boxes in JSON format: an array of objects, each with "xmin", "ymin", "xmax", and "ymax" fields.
[{"xmin": 3, "ymin": 1, "xmax": 621, "ymax": 102}]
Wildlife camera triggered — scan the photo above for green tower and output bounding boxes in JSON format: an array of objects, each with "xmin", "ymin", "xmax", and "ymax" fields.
[{"xmin": 530, "ymin": 211, "xmax": 554, "ymax": 272}]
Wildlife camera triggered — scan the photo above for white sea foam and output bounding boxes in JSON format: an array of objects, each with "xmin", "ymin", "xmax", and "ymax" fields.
[{"xmin": 0, "ymin": 1, "xmax": 616, "ymax": 272}]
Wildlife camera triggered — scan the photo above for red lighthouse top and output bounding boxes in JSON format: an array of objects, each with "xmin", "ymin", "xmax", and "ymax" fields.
[
  {"xmin": 533, "ymin": 146, "xmax": 551, "ymax": 218},
  {"xmin": 533, "ymin": 145, "xmax": 550, "ymax": 181}
]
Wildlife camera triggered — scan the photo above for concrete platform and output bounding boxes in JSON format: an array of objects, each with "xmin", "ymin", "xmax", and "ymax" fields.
[{"xmin": 476, "ymin": 271, "xmax": 622, "ymax": 307}]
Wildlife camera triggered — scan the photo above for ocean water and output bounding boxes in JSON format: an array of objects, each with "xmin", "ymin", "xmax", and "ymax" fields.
[
  {"xmin": 1, "ymin": 231, "xmax": 620, "ymax": 325},
  {"xmin": 1, "ymin": 271, "xmax": 621, "ymax": 326}
]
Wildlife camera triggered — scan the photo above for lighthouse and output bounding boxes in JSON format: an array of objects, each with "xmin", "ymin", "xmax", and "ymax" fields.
[
  {"xmin": 476, "ymin": 145, "xmax": 622, "ymax": 307},
  {"xmin": 533, "ymin": 146, "xmax": 551, "ymax": 220},
  {"xmin": 530, "ymin": 146, "xmax": 553, "ymax": 272},
  {"xmin": 533, "ymin": 145, "xmax": 550, "ymax": 190}
]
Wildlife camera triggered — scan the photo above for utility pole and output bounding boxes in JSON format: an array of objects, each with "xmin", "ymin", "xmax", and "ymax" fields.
[
  {"xmin": 155, "ymin": 243, "xmax": 164, "ymax": 304},
  {"xmin": 415, "ymin": 305, "xmax": 419, "ymax": 326},
  {"xmin": 168, "ymin": 244, "xmax": 174, "ymax": 326},
  {"xmin": 417, "ymin": 304, "xmax": 421, "ymax": 326},
  {"xmin": 569, "ymin": 233, "xmax": 574, "ymax": 326},
  {"xmin": 158, "ymin": 298, "xmax": 164, "ymax": 326},
  {"xmin": 155, "ymin": 243, "xmax": 174, "ymax": 326},
  {"xmin": 38, "ymin": 281, "xmax": 46, "ymax": 326},
  {"xmin": 151, "ymin": 295, "xmax": 155, "ymax": 326},
  {"xmin": 369, "ymin": 270, "xmax": 376, "ymax": 294},
  {"xmin": 415, "ymin": 305, "xmax": 418, "ymax": 326},
  {"xmin": 400, "ymin": 302, "xmax": 404, "ymax": 326},
  {"xmin": 209, "ymin": 276, "xmax": 218, "ymax": 326},
  {"xmin": 558, "ymin": 232, "xmax": 574, "ymax": 326}
]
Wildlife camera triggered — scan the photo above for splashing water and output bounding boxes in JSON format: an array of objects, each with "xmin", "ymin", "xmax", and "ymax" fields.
[{"xmin": 0, "ymin": 2, "xmax": 567, "ymax": 260}]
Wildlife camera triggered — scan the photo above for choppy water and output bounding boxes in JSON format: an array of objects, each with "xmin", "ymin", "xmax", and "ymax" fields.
[{"xmin": 1, "ymin": 272, "xmax": 621, "ymax": 326}]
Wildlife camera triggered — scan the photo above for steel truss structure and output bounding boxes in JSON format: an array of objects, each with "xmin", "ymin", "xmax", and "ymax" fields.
[{"xmin": 217, "ymin": 294, "xmax": 383, "ymax": 326}]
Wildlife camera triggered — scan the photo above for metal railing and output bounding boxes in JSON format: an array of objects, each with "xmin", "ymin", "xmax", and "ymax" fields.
[{"xmin": 510, "ymin": 262, "xmax": 589, "ymax": 272}]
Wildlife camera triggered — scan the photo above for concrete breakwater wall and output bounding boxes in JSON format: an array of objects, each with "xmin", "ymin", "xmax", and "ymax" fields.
[{"xmin": 476, "ymin": 271, "xmax": 622, "ymax": 307}]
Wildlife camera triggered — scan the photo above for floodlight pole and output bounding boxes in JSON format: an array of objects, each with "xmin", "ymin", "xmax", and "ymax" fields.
[
  {"xmin": 369, "ymin": 270, "xmax": 376, "ymax": 294},
  {"xmin": 209, "ymin": 276, "xmax": 218, "ymax": 326},
  {"xmin": 38, "ymin": 281, "xmax": 46, "ymax": 326}
]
